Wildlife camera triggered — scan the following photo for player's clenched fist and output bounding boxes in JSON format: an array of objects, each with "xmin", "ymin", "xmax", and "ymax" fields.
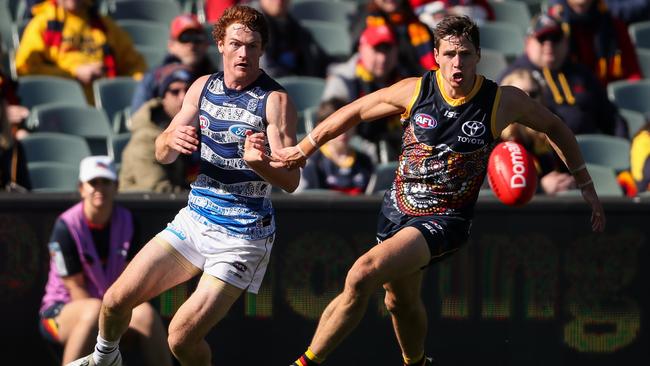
[
  {"xmin": 243, "ymin": 131, "xmax": 268, "ymax": 164},
  {"xmin": 168, "ymin": 125, "xmax": 199, "ymax": 155}
]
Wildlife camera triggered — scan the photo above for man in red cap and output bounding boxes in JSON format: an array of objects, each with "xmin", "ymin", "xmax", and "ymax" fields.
[
  {"xmin": 322, "ymin": 25, "xmax": 405, "ymax": 162},
  {"xmin": 130, "ymin": 13, "xmax": 218, "ymax": 112}
]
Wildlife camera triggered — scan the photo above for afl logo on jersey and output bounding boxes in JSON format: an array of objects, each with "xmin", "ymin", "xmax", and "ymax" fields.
[
  {"xmin": 414, "ymin": 113, "xmax": 437, "ymax": 129},
  {"xmin": 229, "ymin": 124, "xmax": 253, "ymax": 139},
  {"xmin": 199, "ymin": 115, "xmax": 209, "ymax": 130}
]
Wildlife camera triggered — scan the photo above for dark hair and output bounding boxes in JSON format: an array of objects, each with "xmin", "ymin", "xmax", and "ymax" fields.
[
  {"xmin": 317, "ymin": 98, "xmax": 348, "ymax": 124},
  {"xmin": 212, "ymin": 5, "xmax": 268, "ymax": 48},
  {"xmin": 433, "ymin": 15, "xmax": 480, "ymax": 51}
]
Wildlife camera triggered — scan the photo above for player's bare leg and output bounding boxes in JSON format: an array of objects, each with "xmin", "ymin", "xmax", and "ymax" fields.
[
  {"xmin": 294, "ymin": 227, "xmax": 430, "ymax": 364},
  {"xmin": 166, "ymin": 274, "xmax": 243, "ymax": 366},
  {"xmin": 384, "ymin": 271, "xmax": 428, "ymax": 365}
]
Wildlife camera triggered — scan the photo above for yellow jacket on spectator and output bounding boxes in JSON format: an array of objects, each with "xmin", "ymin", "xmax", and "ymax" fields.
[{"xmin": 15, "ymin": 1, "xmax": 146, "ymax": 103}]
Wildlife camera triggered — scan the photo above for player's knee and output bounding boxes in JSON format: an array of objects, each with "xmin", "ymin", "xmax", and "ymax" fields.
[
  {"xmin": 130, "ymin": 303, "xmax": 157, "ymax": 328},
  {"xmin": 384, "ymin": 293, "xmax": 416, "ymax": 315},
  {"xmin": 102, "ymin": 286, "xmax": 132, "ymax": 317},
  {"xmin": 167, "ymin": 330, "xmax": 191, "ymax": 359},
  {"xmin": 345, "ymin": 257, "xmax": 379, "ymax": 296}
]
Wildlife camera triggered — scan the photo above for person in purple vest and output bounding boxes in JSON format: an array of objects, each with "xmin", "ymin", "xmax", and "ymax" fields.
[{"xmin": 39, "ymin": 156, "xmax": 172, "ymax": 365}]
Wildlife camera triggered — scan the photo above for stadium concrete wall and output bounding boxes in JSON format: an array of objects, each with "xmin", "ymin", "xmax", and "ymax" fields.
[{"xmin": 1, "ymin": 193, "xmax": 648, "ymax": 365}]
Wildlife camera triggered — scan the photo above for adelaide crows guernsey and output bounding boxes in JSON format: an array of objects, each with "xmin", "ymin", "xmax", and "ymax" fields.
[
  {"xmin": 188, "ymin": 71, "xmax": 282, "ymax": 240},
  {"xmin": 382, "ymin": 70, "xmax": 501, "ymax": 222}
]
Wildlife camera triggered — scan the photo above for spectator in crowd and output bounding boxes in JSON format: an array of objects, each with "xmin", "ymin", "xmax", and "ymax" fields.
[
  {"xmin": 498, "ymin": 13, "xmax": 628, "ymax": 138},
  {"xmin": 548, "ymin": 0, "xmax": 642, "ymax": 85},
  {"xmin": 15, "ymin": 0, "xmax": 147, "ymax": 104},
  {"xmin": 499, "ymin": 68, "xmax": 577, "ymax": 195},
  {"xmin": 410, "ymin": 0, "xmax": 495, "ymax": 29},
  {"xmin": 120, "ymin": 64, "xmax": 197, "ymax": 193},
  {"xmin": 604, "ymin": 0, "xmax": 650, "ymax": 24},
  {"xmin": 130, "ymin": 13, "xmax": 219, "ymax": 113},
  {"xmin": 298, "ymin": 98, "xmax": 374, "ymax": 194},
  {"xmin": 38, "ymin": 155, "xmax": 172, "ymax": 365},
  {"xmin": 323, "ymin": 24, "xmax": 406, "ymax": 162},
  {"xmin": 351, "ymin": 0, "xmax": 438, "ymax": 76},
  {"xmin": 0, "ymin": 65, "xmax": 30, "ymax": 140},
  {"xmin": 0, "ymin": 89, "xmax": 30, "ymax": 192},
  {"xmin": 630, "ymin": 119, "xmax": 650, "ymax": 194},
  {"xmin": 256, "ymin": 0, "xmax": 330, "ymax": 78}
]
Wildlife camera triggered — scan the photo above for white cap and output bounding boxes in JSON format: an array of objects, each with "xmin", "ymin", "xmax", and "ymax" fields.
[{"xmin": 79, "ymin": 155, "xmax": 117, "ymax": 183}]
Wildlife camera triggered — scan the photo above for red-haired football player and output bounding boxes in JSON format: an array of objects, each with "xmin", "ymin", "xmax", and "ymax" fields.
[{"xmin": 270, "ymin": 15, "xmax": 605, "ymax": 366}]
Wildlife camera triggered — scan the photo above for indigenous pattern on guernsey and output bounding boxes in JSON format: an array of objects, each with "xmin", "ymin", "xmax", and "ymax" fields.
[
  {"xmin": 382, "ymin": 70, "xmax": 501, "ymax": 222},
  {"xmin": 189, "ymin": 71, "xmax": 283, "ymax": 239}
]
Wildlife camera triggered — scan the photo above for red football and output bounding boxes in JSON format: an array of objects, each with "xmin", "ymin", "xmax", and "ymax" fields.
[{"xmin": 487, "ymin": 141, "xmax": 538, "ymax": 206}]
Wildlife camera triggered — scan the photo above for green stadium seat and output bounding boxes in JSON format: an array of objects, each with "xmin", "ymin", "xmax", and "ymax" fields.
[
  {"xmin": 576, "ymin": 134, "xmax": 631, "ymax": 173},
  {"xmin": 21, "ymin": 132, "xmax": 91, "ymax": 166},
  {"xmin": 290, "ymin": 0, "xmax": 354, "ymax": 28},
  {"xmin": 276, "ymin": 76, "xmax": 326, "ymax": 112},
  {"xmin": 489, "ymin": 0, "xmax": 532, "ymax": 35},
  {"xmin": 300, "ymin": 19, "xmax": 352, "ymax": 61},
  {"xmin": 479, "ymin": 21, "xmax": 525, "ymax": 61},
  {"xmin": 365, "ymin": 161, "xmax": 398, "ymax": 195},
  {"xmin": 111, "ymin": 0, "xmax": 181, "ymax": 24},
  {"xmin": 116, "ymin": 19, "xmax": 170, "ymax": 50},
  {"xmin": 635, "ymin": 47, "xmax": 650, "ymax": 81},
  {"xmin": 628, "ymin": 20, "xmax": 650, "ymax": 49},
  {"xmin": 32, "ymin": 104, "xmax": 113, "ymax": 155},
  {"xmin": 17, "ymin": 75, "xmax": 88, "ymax": 109},
  {"xmin": 93, "ymin": 77, "xmax": 138, "ymax": 133},
  {"xmin": 28, "ymin": 161, "xmax": 79, "ymax": 193},
  {"xmin": 477, "ymin": 49, "xmax": 508, "ymax": 81},
  {"xmin": 619, "ymin": 108, "xmax": 647, "ymax": 139},
  {"xmin": 110, "ymin": 132, "xmax": 131, "ymax": 174},
  {"xmin": 607, "ymin": 79, "xmax": 650, "ymax": 115}
]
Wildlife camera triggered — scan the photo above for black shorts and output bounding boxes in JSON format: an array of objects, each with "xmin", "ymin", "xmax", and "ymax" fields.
[
  {"xmin": 376, "ymin": 212, "xmax": 471, "ymax": 266},
  {"xmin": 39, "ymin": 302, "xmax": 65, "ymax": 343}
]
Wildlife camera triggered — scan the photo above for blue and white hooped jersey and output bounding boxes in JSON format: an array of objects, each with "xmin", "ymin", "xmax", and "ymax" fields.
[{"xmin": 188, "ymin": 71, "xmax": 283, "ymax": 240}]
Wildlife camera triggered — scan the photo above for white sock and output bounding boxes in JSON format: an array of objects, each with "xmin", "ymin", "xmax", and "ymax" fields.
[{"xmin": 92, "ymin": 334, "xmax": 120, "ymax": 365}]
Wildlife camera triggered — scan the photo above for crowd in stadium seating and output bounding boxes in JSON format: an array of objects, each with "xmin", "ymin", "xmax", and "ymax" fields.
[{"xmin": 0, "ymin": 0, "xmax": 649, "ymax": 197}]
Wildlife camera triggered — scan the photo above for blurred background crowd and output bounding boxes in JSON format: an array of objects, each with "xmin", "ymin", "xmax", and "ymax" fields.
[{"xmin": 1, "ymin": 0, "xmax": 649, "ymax": 198}]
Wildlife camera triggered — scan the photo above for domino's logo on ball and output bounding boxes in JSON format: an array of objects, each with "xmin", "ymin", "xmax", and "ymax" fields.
[
  {"xmin": 414, "ymin": 113, "xmax": 437, "ymax": 129},
  {"xmin": 487, "ymin": 141, "xmax": 538, "ymax": 207}
]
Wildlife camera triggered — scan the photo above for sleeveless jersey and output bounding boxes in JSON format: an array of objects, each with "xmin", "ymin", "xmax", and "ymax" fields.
[
  {"xmin": 382, "ymin": 70, "xmax": 501, "ymax": 222},
  {"xmin": 189, "ymin": 71, "xmax": 283, "ymax": 239}
]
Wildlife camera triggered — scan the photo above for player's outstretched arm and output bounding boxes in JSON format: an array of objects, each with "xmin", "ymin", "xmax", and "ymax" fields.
[
  {"xmin": 154, "ymin": 75, "xmax": 207, "ymax": 165},
  {"xmin": 498, "ymin": 86, "xmax": 606, "ymax": 232},
  {"xmin": 270, "ymin": 77, "xmax": 419, "ymax": 169},
  {"xmin": 243, "ymin": 90, "xmax": 300, "ymax": 192}
]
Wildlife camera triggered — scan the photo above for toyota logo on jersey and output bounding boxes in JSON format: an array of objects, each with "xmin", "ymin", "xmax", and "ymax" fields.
[
  {"xmin": 414, "ymin": 113, "xmax": 437, "ymax": 129},
  {"xmin": 461, "ymin": 121, "xmax": 486, "ymax": 137}
]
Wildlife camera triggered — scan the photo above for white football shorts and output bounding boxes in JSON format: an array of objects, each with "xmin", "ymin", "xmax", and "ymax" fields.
[{"xmin": 156, "ymin": 207, "xmax": 274, "ymax": 294}]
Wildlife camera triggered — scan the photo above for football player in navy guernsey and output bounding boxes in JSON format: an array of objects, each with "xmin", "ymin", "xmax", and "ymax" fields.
[
  {"xmin": 273, "ymin": 15, "xmax": 606, "ymax": 366},
  {"xmin": 68, "ymin": 5, "xmax": 300, "ymax": 366}
]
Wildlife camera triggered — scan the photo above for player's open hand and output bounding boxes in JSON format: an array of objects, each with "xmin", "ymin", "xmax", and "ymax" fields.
[
  {"xmin": 244, "ymin": 131, "xmax": 268, "ymax": 164},
  {"xmin": 270, "ymin": 146, "xmax": 306, "ymax": 170},
  {"xmin": 581, "ymin": 184, "xmax": 606, "ymax": 232},
  {"xmin": 167, "ymin": 125, "xmax": 199, "ymax": 155}
]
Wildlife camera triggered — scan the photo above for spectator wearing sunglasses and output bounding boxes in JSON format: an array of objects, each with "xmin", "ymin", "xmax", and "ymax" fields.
[
  {"xmin": 497, "ymin": 13, "xmax": 628, "ymax": 139},
  {"xmin": 120, "ymin": 64, "xmax": 198, "ymax": 193},
  {"xmin": 130, "ymin": 14, "xmax": 219, "ymax": 112}
]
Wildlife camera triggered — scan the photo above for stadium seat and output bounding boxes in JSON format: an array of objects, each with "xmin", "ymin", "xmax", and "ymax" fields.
[
  {"xmin": 21, "ymin": 132, "xmax": 91, "ymax": 166},
  {"xmin": 115, "ymin": 19, "xmax": 170, "ymax": 50},
  {"xmin": 10, "ymin": 17, "xmax": 28, "ymax": 50},
  {"xmin": 300, "ymin": 19, "xmax": 353, "ymax": 61},
  {"xmin": 557, "ymin": 163, "xmax": 623, "ymax": 197},
  {"xmin": 576, "ymin": 134, "xmax": 631, "ymax": 173},
  {"xmin": 110, "ymin": 132, "xmax": 131, "ymax": 173},
  {"xmin": 276, "ymin": 76, "xmax": 326, "ymax": 112},
  {"xmin": 93, "ymin": 77, "xmax": 138, "ymax": 133},
  {"xmin": 111, "ymin": 0, "xmax": 181, "ymax": 24},
  {"xmin": 628, "ymin": 20, "xmax": 650, "ymax": 49},
  {"xmin": 290, "ymin": 0, "xmax": 354, "ymax": 28},
  {"xmin": 479, "ymin": 21, "xmax": 525, "ymax": 61},
  {"xmin": 619, "ymin": 108, "xmax": 647, "ymax": 139},
  {"xmin": 206, "ymin": 45, "xmax": 223, "ymax": 71},
  {"xmin": 31, "ymin": 104, "xmax": 113, "ymax": 155},
  {"xmin": 488, "ymin": 0, "xmax": 532, "ymax": 35},
  {"xmin": 136, "ymin": 45, "xmax": 167, "ymax": 71},
  {"xmin": 477, "ymin": 49, "xmax": 508, "ymax": 81},
  {"xmin": 16, "ymin": 75, "xmax": 88, "ymax": 109},
  {"xmin": 607, "ymin": 79, "xmax": 650, "ymax": 115},
  {"xmin": 0, "ymin": 0, "xmax": 13, "ymax": 51},
  {"xmin": 365, "ymin": 161, "xmax": 398, "ymax": 194},
  {"xmin": 635, "ymin": 47, "xmax": 650, "ymax": 82},
  {"xmin": 28, "ymin": 161, "xmax": 79, "ymax": 193}
]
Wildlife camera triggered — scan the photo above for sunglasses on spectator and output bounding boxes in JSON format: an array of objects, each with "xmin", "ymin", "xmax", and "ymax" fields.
[
  {"xmin": 536, "ymin": 32, "xmax": 563, "ymax": 44},
  {"xmin": 178, "ymin": 32, "xmax": 207, "ymax": 44},
  {"xmin": 166, "ymin": 87, "xmax": 189, "ymax": 96}
]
